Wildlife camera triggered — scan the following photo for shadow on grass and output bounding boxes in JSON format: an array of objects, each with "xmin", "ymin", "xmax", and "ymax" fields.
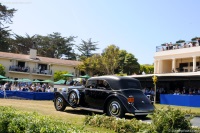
[
  {"xmin": 64, "ymin": 109, "xmax": 103, "ymax": 116},
  {"xmin": 64, "ymin": 109, "xmax": 151, "ymax": 120}
]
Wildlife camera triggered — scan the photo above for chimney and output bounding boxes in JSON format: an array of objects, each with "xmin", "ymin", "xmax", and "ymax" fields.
[{"xmin": 29, "ymin": 48, "xmax": 37, "ymax": 59}]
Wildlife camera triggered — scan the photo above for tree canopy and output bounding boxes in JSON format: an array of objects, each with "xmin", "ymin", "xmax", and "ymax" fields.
[
  {"xmin": 0, "ymin": 3, "xmax": 16, "ymax": 25},
  {"xmin": 140, "ymin": 64, "xmax": 154, "ymax": 74},
  {"xmin": 124, "ymin": 53, "xmax": 140, "ymax": 75},
  {"xmin": 101, "ymin": 45, "xmax": 120, "ymax": 75},
  {"xmin": 78, "ymin": 45, "xmax": 140, "ymax": 76},
  {"xmin": 35, "ymin": 32, "xmax": 77, "ymax": 59},
  {"xmin": 10, "ymin": 34, "xmax": 37, "ymax": 54},
  {"xmin": 76, "ymin": 38, "xmax": 99, "ymax": 58},
  {"xmin": 7, "ymin": 32, "xmax": 77, "ymax": 60},
  {"xmin": 53, "ymin": 70, "xmax": 69, "ymax": 81},
  {"xmin": 0, "ymin": 64, "xmax": 6, "ymax": 76},
  {"xmin": 0, "ymin": 3, "xmax": 16, "ymax": 52}
]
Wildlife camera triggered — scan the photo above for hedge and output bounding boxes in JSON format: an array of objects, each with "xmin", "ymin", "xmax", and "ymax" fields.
[
  {"xmin": 0, "ymin": 106, "xmax": 85, "ymax": 133},
  {"xmin": 85, "ymin": 107, "xmax": 200, "ymax": 133}
]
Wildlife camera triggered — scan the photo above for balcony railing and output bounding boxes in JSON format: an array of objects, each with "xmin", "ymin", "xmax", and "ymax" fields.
[
  {"xmin": 156, "ymin": 41, "xmax": 199, "ymax": 52},
  {"xmin": 9, "ymin": 66, "xmax": 52, "ymax": 75},
  {"xmin": 32, "ymin": 68, "xmax": 52, "ymax": 75},
  {"xmin": 9, "ymin": 65, "xmax": 30, "ymax": 73}
]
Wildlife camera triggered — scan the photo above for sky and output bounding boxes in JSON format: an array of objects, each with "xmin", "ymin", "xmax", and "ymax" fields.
[{"xmin": 1, "ymin": 0, "xmax": 200, "ymax": 64}]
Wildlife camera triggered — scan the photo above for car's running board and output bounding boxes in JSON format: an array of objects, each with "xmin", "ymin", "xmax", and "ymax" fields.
[{"xmin": 77, "ymin": 107, "xmax": 104, "ymax": 113}]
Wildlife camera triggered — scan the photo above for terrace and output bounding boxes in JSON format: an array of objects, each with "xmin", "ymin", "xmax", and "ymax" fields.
[
  {"xmin": 156, "ymin": 40, "xmax": 199, "ymax": 52},
  {"xmin": 154, "ymin": 40, "xmax": 200, "ymax": 74}
]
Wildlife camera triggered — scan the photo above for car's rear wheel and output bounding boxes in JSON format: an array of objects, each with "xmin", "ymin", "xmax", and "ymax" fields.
[
  {"xmin": 54, "ymin": 95, "xmax": 67, "ymax": 111},
  {"xmin": 106, "ymin": 98, "xmax": 125, "ymax": 118}
]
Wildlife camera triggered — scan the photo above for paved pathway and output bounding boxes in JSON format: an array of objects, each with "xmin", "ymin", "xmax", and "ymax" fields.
[{"xmin": 142, "ymin": 117, "xmax": 200, "ymax": 127}]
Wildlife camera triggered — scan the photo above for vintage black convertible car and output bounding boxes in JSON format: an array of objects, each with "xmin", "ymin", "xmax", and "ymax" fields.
[{"xmin": 54, "ymin": 76, "xmax": 155, "ymax": 118}]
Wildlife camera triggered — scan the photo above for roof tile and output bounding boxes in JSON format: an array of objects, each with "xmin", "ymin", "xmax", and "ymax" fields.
[{"xmin": 0, "ymin": 51, "xmax": 82, "ymax": 66}]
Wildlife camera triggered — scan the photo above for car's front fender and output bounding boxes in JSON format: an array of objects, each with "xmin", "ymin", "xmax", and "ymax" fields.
[{"xmin": 54, "ymin": 91, "xmax": 68, "ymax": 102}]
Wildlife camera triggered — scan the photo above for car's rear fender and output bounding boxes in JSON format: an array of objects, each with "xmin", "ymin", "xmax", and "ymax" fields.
[{"xmin": 103, "ymin": 93, "xmax": 135, "ymax": 113}]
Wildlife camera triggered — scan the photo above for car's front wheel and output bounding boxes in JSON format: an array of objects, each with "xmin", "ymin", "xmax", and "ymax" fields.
[
  {"xmin": 68, "ymin": 91, "xmax": 79, "ymax": 107},
  {"xmin": 106, "ymin": 98, "xmax": 125, "ymax": 118},
  {"xmin": 54, "ymin": 95, "xmax": 67, "ymax": 111}
]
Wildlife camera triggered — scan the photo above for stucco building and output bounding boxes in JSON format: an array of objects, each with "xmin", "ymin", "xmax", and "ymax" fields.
[
  {"xmin": 0, "ymin": 49, "xmax": 81, "ymax": 81},
  {"xmin": 129, "ymin": 42, "xmax": 200, "ymax": 93},
  {"xmin": 154, "ymin": 44, "xmax": 200, "ymax": 74}
]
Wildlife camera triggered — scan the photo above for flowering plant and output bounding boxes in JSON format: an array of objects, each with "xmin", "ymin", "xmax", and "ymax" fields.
[{"xmin": 152, "ymin": 75, "xmax": 157, "ymax": 85}]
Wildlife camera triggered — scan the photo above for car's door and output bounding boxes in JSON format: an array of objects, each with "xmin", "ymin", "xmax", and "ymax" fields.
[
  {"xmin": 94, "ymin": 80, "xmax": 111, "ymax": 108},
  {"xmin": 84, "ymin": 79, "xmax": 111, "ymax": 109},
  {"xmin": 84, "ymin": 80, "xmax": 98, "ymax": 108}
]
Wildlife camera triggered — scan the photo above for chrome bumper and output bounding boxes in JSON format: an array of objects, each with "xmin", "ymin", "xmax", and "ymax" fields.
[{"xmin": 134, "ymin": 110, "xmax": 154, "ymax": 115}]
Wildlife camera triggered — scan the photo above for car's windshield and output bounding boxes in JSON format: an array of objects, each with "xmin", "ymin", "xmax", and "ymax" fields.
[{"xmin": 119, "ymin": 79, "xmax": 142, "ymax": 90}]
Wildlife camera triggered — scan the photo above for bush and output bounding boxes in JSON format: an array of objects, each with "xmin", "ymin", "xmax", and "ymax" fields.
[
  {"xmin": 85, "ymin": 114, "xmax": 151, "ymax": 133},
  {"xmin": 0, "ymin": 106, "xmax": 85, "ymax": 133},
  {"xmin": 0, "ymin": 64, "xmax": 5, "ymax": 76},
  {"xmin": 85, "ymin": 107, "xmax": 200, "ymax": 133},
  {"xmin": 1, "ymin": 106, "xmax": 199, "ymax": 133},
  {"xmin": 151, "ymin": 107, "xmax": 193, "ymax": 133}
]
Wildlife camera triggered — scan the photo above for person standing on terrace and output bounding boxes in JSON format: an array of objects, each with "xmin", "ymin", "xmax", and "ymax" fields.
[
  {"xmin": 188, "ymin": 42, "xmax": 192, "ymax": 47},
  {"xmin": 197, "ymin": 38, "xmax": 200, "ymax": 46},
  {"xmin": 166, "ymin": 43, "xmax": 169, "ymax": 50},
  {"xmin": 183, "ymin": 43, "xmax": 187, "ymax": 48},
  {"xmin": 39, "ymin": 65, "xmax": 42, "ymax": 73},
  {"xmin": 169, "ymin": 42, "xmax": 173, "ymax": 50},
  {"xmin": 175, "ymin": 44, "xmax": 179, "ymax": 49}
]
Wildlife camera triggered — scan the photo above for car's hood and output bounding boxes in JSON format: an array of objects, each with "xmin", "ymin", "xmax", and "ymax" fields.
[{"xmin": 121, "ymin": 89, "xmax": 154, "ymax": 111}]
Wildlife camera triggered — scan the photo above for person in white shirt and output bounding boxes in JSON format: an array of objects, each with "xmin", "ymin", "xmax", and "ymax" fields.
[
  {"xmin": 4, "ymin": 82, "xmax": 9, "ymax": 90},
  {"xmin": 173, "ymin": 88, "xmax": 180, "ymax": 95},
  {"xmin": 142, "ymin": 87, "xmax": 147, "ymax": 93},
  {"xmin": 149, "ymin": 88, "xmax": 155, "ymax": 95},
  {"xmin": 188, "ymin": 42, "xmax": 192, "ymax": 47},
  {"xmin": 197, "ymin": 88, "xmax": 200, "ymax": 94}
]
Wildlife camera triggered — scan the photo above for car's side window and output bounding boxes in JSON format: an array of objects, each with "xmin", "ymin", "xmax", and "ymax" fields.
[
  {"xmin": 96, "ymin": 80, "xmax": 111, "ymax": 90},
  {"xmin": 86, "ymin": 79, "xmax": 111, "ymax": 90},
  {"xmin": 103, "ymin": 80, "xmax": 111, "ymax": 90},
  {"xmin": 96, "ymin": 80, "xmax": 105, "ymax": 89},
  {"xmin": 86, "ymin": 80, "xmax": 97, "ymax": 88}
]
